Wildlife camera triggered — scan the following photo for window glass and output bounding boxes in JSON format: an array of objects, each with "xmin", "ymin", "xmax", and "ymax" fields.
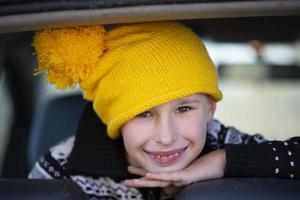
[{"xmin": 206, "ymin": 40, "xmax": 300, "ymax": 140}]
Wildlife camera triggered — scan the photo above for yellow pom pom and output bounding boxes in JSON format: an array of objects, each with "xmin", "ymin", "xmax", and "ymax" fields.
[{"xmin": 33, "ymin": 25, "xmax": 106, "ymax": 89}]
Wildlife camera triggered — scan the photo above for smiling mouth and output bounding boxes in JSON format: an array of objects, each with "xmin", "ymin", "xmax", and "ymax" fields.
[{"xmin": 145, "ymin": 147, "xmax": 188, "ymax": 165}]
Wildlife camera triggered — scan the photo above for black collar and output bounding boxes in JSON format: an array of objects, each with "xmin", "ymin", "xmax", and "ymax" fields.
[{"xmin": 65, "ymin": 103, "xmax": 135, "ymax": 180}]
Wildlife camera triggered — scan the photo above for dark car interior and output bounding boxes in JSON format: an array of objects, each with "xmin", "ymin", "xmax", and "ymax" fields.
[{"xmin": 0, "ymin": 0, "xmax": 300, "ymax": 199}]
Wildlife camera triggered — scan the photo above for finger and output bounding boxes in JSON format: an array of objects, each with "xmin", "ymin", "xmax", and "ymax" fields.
[
  {"xmin": 146, "ymin": 171, "xmax": 185, "ymax": 183},
  {"xmin": 127, "ymin": 166, "xmax": 148, "ymax": 176},
  {"xmin": 124, "ymin": 178, "xmax": 171, "ymax": 188}
]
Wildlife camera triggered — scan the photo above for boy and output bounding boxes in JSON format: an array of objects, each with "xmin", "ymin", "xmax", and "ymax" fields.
[{"xmin": 29, "ymin": 21, "xmax": 300, "ymax": 200}]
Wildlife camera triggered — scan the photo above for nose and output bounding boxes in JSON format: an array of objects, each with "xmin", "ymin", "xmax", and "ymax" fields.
[{"xmin": 153, "ymin": 116, "xmax": 178, "ymax": 145}]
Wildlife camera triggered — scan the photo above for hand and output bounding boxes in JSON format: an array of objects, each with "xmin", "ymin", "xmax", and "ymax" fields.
[
  {"xmin": 124, "ymin": 149, "xmax": 226, "ymax": 189},
  {"xmin": 123, "ymin": 166, "xmax": 184, "ymax": 196}
]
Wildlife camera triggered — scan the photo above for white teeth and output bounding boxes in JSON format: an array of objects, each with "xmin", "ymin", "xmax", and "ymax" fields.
[
  {"xmin": 149, "ymin": 148, "xmax": 186, "ymax": 164},
  {"xmin": 154, "ymin": 152, "xmax": 180, "ymax": 160}
]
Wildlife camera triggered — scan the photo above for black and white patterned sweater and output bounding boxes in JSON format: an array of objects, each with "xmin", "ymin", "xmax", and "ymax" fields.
[{"xmin": 28, "ymin": 105, "xmax": 300, "ymax": 200}]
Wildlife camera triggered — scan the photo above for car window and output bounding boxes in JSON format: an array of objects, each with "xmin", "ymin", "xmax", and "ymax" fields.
[{"xmin": 0, "ymin": 0, "xmax": 299, "ymax": 179}]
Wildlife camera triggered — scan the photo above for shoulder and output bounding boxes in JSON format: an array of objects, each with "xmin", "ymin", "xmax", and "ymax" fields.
[
  {"xmin": 28, "ymin": 136, "xmax": 75, "ymax": 179},
  {"xmin": 207, "ymin": 119, "xmax": 223, "ymax": 138},
  {"xmin": 49, "ymin": 136, "xmax": 75, "ymax": 166},
  {"xmin": 207, "ymin": 119, "xmax": 267, "ymax": 145}
]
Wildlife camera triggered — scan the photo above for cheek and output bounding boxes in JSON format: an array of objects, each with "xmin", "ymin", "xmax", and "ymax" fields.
[
  {"xmin": 177, "ymin": 113, "xmax": 207, "ymax": 138},
  {"xmin": 121, "ymin": 121, "xmax": 153, "ymax": 154},
  {"xmin": 121, "ymin": 121, "xmax": 155, "ymax": 167}
]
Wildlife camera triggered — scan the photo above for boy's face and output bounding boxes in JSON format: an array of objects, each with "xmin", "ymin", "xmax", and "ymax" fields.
[{"xmin": 121, "ymin": 94, "xmax": 216, "ymax": 173}]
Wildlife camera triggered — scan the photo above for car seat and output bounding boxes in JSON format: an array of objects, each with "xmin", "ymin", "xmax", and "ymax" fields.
[
  {"xmin": 28, "ymin": 94, "xmax": 87, "ymax": 170},
  {"xmin": 0, "ymin": 179, "xmax": 89, "ymax": 200},
  {"xmin": 176, "ymin": 177, "xmax": 300, "ymax": 200}
]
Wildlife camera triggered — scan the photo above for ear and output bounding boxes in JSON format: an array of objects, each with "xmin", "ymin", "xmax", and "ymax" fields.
[{"xmin": 207, "ymin": 96, "xmax": 217, "ymax": 122}]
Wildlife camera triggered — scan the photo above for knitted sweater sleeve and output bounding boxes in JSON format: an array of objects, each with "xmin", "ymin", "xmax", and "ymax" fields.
[
  {"xmin": 225, "ymin": 137, "xmax": 300, "ymax": 179},
  {"xmin": 207, "ymin": 120, "xmax": 300, "ymax": 179}
]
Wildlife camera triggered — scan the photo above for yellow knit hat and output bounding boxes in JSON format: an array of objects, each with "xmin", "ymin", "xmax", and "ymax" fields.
[{"xmin": 33, "ymin": 21, "xmax": 222, "ymax": 139}]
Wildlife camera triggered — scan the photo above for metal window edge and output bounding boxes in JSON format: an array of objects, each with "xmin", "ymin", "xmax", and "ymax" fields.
[{"xmin": 0, "ymin": 0, "xmax": 300, "ymax": 33}]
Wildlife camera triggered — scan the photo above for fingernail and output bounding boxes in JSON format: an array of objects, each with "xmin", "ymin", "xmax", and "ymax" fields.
[{"xmin": 123, "ymin": 180, "xmax": 133, "ymax": 187}]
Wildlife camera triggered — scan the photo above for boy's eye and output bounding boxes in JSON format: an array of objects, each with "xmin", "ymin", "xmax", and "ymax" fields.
[
  {"xmin": 176, "ymin": 106, "xmax": 192, "ymax": 113},
  {"xmin": 136, "ymin": 111, "xmax": 152, "ymax": 118}
]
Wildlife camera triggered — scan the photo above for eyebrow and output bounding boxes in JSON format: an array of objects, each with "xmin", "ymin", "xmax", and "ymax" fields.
[{"xmin": 177, "ymin": 98, "xmax": 201, "ymax": 105}]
